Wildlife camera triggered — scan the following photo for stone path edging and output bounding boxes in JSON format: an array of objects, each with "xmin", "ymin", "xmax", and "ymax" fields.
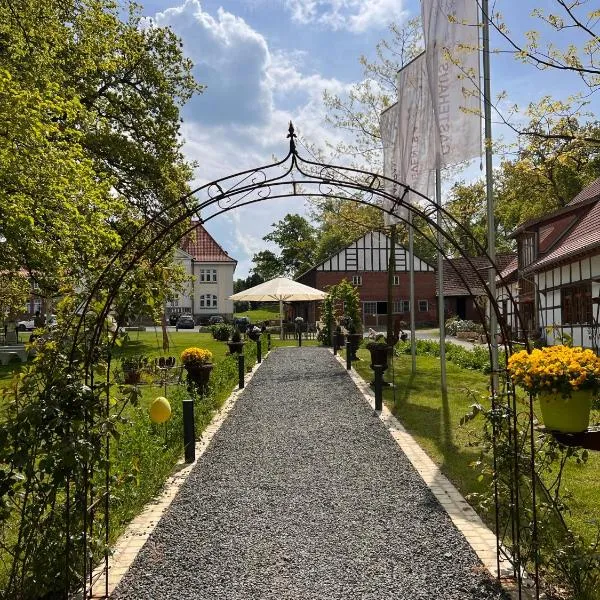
[
  {"xmin": 335, "ymin": 354, "xmax": 538, "ymax": 600},
  {"xmin": 89, "ymin": 354, "xmax": 268, "ymax": 599}
]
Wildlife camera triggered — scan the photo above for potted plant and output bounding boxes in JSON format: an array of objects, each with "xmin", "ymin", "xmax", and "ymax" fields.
[
  {"xmin": 121, "ymin": 354, "xmax": 148, "ymax": 385},
  {"xmin": 247, "ymin": 325, "xmax": 261, "ymax": 342},
  {"xmin": 180, "ymin": 347, "xmax": 214, "ymax": 393},
  {"xmin": 343, "ymin": 317, "xmax": 363, "ymax": 361},
  {"xmin": 507, "ymin": 345, "xmax": 600, "ymax": 433},
  {"xmin": 227, "ymin": 327, "xmax": 245, "ymax": 354},
  {"xmin": 365, "ymin": 334, "xmax": 393, "ymax": 372}
]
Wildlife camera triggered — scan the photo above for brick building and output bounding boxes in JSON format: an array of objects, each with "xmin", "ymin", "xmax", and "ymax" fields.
[{"xmin": 296, "ymin": 231, "xmax": 437, "ymax": 328}]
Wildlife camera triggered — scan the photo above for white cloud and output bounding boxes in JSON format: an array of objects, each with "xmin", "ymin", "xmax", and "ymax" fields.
[
  {"xmin": 286, "ymin": 0, "xmax": 407, "ymax": 32},
  {"xmin": 151, "ymin": 1, "xmax": 353, "ymax": 276}
]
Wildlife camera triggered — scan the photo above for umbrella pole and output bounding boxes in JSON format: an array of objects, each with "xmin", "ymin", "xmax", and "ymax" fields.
[{"xmin": 280, "ymin": 299, "xmax": 283, "ymax": 341}]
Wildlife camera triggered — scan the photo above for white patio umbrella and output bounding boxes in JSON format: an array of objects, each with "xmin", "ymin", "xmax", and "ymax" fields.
[{"xmin": 229, "ymin": 277, "xmax": 328, "ymax": 339}]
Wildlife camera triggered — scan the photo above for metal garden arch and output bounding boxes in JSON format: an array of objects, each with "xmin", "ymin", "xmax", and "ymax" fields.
[{"xmin": 60, "ymin": 123, "xmax": 541, "ymax": 599}]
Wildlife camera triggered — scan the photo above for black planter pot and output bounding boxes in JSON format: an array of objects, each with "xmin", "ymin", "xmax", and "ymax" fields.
[
  {"xmin": 185, "ymin": 363, "xmax": 214, "ymax": 394},
  {"xmin": 123, "ymin": 370, "xmax": 142, "ymax": 385},
  {"xmin": 334, "ymin": 332, "xmax": 345, "ymax": 348},
  {"xmin": 368, "ymin": 345, "xmax": 392, "ymax": 372},
  {"xmin": 227, "ymin": 341, "xmax": 245, "ymax": 354},
  {"xmin": 347, "ymin": 333, "xmax": 363, "ymax": 360}
]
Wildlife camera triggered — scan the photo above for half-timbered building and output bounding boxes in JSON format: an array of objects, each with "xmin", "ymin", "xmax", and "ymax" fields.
[
  {"xmin": 497, "ymin": 178, "xmax": 600, "ymax": 349},
  {"xmin": 296, "ymin": 231, "xmax": 437, "ymax": 328}
]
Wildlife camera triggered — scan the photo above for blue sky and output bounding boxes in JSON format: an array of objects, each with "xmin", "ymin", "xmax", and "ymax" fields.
[{"xmin": 138, "ymin": 0, "xmax": 597, "ymax": 278}]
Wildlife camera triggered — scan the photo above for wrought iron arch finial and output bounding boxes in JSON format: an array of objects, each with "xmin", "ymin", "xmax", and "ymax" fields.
[{"xmin": 287, "ymin": 121, "xmax": 297, "ymax": 154}]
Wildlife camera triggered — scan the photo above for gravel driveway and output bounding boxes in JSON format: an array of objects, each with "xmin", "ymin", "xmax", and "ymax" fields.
[{"xmin": 112, "ymin": 347, "xmax": 505, "ymax": 600}]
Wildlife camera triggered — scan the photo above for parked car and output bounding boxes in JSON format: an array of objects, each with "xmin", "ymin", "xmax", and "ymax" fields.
[
  {"xmin": 17, "ymin": 318, "xmax": 35, "ymax": 331},
  {"xmin": 233, "ymin": 316, "xmax": 251, "ymax": 333},
  {"xmin": 208, "ymin": 315, "xmax": 224, "ymax": 325},
  {"xmin": 175, "ymin": 314, "xmax": 195, "ymax": 331}
]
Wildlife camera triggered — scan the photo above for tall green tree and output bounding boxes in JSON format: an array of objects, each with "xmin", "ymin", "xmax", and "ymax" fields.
[
  {"xmin": 261, "ymin": 214, "xmax": 318, "ymax": 277},
  {"xmin": 0, "ymin": 0, "xmax": 201, "ymax": 313}
]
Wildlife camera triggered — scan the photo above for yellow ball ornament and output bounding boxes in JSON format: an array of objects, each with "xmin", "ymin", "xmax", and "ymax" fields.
[{"xmin": 149, "ymin": 396, "xmax": 171, "ymax": 424}]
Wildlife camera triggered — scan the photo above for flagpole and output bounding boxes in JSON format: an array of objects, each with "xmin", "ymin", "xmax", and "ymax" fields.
[
  {"xmin": 409, "ymin": 212, "xmax": 416, "ymax": 373},
  {"xmin": 482, "ymin": 0, "xmax": 498, "ymax": 389},
  {"xmin": 436, "ymin": 158, "xmax": 447, "ymax": 393}
]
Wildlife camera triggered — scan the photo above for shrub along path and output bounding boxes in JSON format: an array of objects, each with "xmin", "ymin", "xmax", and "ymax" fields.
[{"xmin": 112, "ymin": 347, "xmax": 505, "ymax": 600}]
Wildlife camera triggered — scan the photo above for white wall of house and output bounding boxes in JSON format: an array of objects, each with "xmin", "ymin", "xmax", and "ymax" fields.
[
  {"xmin": 191, "ymin": 261, "xmax": 235, "ymax": 318},
  {"xmin": 167, "ymin": 249, "xmax": 194, "ymax": 315},
  {"xmin": 168, "ymin": 251, "xmax": 235, "ymax": 319},
  {"xmin": 537, "ymin": 255, "xmax": 600, "ymax": 348},
  {"xmin": 497, "ymin": 253, "xmax": 600, "ymax": 349}
]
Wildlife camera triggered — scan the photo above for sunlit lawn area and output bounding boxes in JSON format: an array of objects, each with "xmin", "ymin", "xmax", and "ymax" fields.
[
  {"xmin": 232, "ymin": 303, "xmax": 281, "ymax": 323},
  {"xmin": 350, "ymin": 347, "xmax": 600, "ymax": 544}
]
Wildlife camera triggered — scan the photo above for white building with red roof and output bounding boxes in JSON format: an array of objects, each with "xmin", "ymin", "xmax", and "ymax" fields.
[
  {"xmin": 168, "ymin": 222, "xmax": 237, "ymax": 323},
  {"xmin": 497, "ymin": 178, "xmax": 600, "ymax": 349}
]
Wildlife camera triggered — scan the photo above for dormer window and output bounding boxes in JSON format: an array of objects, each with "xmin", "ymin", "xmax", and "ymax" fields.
[{"xmin": 518, "ymin": 233, "xmax": 536, "ymax": 268}]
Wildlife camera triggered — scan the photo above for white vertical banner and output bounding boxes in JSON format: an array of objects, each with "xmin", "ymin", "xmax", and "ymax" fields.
[
  {"xmin": 380, "ymin": 103, "xmax": 402, "ymax": 226},
  {"xmin": 421, "ymin": 0, "xmax": 481, "ymax": 166},
  {"xmin": 379, "ymin": 53, "xmax": 435, "ymax": 225}
]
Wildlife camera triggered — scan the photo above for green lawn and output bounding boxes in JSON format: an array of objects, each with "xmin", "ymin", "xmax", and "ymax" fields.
[
  {"xmin": 350, "ymin": 347, "xmax": 600, "ymax": 546},
  {"xmin": 232, "ymin": 303, "xmax": 281, "ymax": 323}
]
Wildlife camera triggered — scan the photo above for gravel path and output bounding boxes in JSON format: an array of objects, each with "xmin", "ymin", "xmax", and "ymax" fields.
[{"xmin": 112, "ymin": 347, "xmax": 505, "ymax": 600}]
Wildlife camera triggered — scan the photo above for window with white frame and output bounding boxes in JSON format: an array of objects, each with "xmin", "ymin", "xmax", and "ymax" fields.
[
  {"xmin": 199, "ymin": 294, "xmax": 218, "ymax": 309},
  {"xmin": 33, "ymin": 299, "xmax": 42, "ymax": 314},
  {"xmin": 199, "ymin": 269, "xmax": 217, "ymax": 283},
  {"xmin": 418, "ymin": 300, "xmax": 428, "ymax": 312},
  {"xmin": 352, "ymin": 275, "xmax": 362, "ymax": 286},
  {"xmin": 393, "ymin": 300, "xmax": 410, "ymax": 313},
  {"xmin": 393, "ymin": 275, "xmax": 400, "ymax": 285},
  {"xmin": 364, "ymin": 301, "xmax": 377, "ymax": 315}
]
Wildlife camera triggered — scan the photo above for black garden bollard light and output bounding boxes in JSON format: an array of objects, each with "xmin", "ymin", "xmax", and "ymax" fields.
[
  {"xmin": 182, "ymin": 398, "xmax": 195, "ymax": 463},
  {"xmin": 373, "ymin": 365, "xmax": 383, "ymax": 412},
  {"xmin": 238, "ymin": 353, "xmax": 245, "ymax": 389},
  {"xmin": 267, "ymin": 333, "xmax": 271, "ymax": 351},
  {"xmin": 257, "ymin": 338, "xmax": 262, "ymax": 363},
  {"xmin": 295, "ymin": 316, "xmax": 304, "ymax": 348},
  {"xmin": 346, "ymin": 341, "xmax": 351, "ymax": 370},
  {"xmin": 333, "ymin": 336, "xmax": 338, "ymax": 355}
]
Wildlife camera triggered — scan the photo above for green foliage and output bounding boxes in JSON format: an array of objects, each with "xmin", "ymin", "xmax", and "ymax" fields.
[
  {"xmin": 396, "ymin": 339, "xmax": 494, "ymax": 374},
  {"xmin": 210, "ymin": 323, "xmax": 233, "ymax": 342},
  {"xmin": 250, "ymin": 250, "xmax": 285, "ymax": 281},
  {"xmin": 318, "ymin": 295, "xmax": 335, "ymax": 346},
  {"xmin": 462, "ymin": 390, "xmax": 600, "ymax": 600},
  {"xmin": 253, "ymin": 215, "xmax": 318, "ymax": 279},
  {"xmin": 0, "ymin": 274, "xmax": 30, "ymax": 325},
  {"xmin": 445, "ymin": 317, "xmax": 484, "ymax": 336}
]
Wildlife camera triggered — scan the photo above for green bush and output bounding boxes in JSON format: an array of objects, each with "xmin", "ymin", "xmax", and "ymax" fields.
[
  {"xmin": 210, "ymin": 323, "xmax": 233, "ymax": 341},
  {"xmin": 445, "ymin": 317, "xmax": 484, "ymax": 336},
  {"xmin": 395, "ymin": 339, "xmax": 501, "ymax": 374}
]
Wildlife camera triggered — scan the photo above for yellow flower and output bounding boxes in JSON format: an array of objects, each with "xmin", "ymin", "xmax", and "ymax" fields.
[
  {"xmin": 507, "ymin": 345, "xmax": 600, "ymax": 395},
  {"xmin": 181, "ymin": 347, "xmax": 213, "ymax": 367}
]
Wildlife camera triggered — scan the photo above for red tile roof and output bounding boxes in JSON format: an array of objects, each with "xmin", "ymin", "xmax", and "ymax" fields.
[
  {"xmin": 439, "ymin": 254, "xmax": 516, "ymax": 296},
  {"xmin": 527, "ymin": 200, "xmax": 600, "ymax": 271},
  {"xmin": 568, "ymin": 177, "xmax": 600, "ymax": 206},
  {"xmin": 180, "ymin": 222, "xmax": 237, "ymax": 264}
]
